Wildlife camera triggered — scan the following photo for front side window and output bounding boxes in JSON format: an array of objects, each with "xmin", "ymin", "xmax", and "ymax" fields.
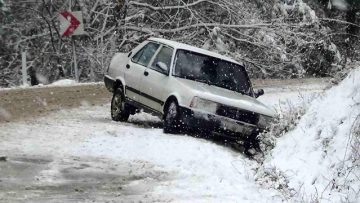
[
  {"xmin": 150, "ymin": 46, "xmax": 174, "ymax": 74},
  {"xmin": 174, "ymin": 49, "xmax": 252, "ymax": 96},
  {"xmin": 132, "ymin": 42, "xmax": 160, "ymax": 67}
]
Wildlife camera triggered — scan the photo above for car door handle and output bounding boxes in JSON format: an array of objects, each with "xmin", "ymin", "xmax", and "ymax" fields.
[
  {"xmin": 126, "ymin": 64, "xmax": 130, "ymax": 69},
  {"xmin": 144, "ymin": 71, "xmax": 149, "ymax": 76}
]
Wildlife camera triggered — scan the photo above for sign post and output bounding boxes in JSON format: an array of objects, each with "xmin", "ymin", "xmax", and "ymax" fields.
[
  {"xmin": 72, "ymin": 39, "xmax": 79, "ymax": 82},
  {"xmin": 21, "ymin": 50, "xmax": 27, "ymax": 86},
  {"xmin": 59, "ymin": 7, "xmax": 84, "ymax": 82}
]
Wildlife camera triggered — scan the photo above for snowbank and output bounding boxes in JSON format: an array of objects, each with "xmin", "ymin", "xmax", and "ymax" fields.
[
  {"xmin": 265, "ymin": 69, "xmax": 360, "ymax": 202},
  {"xmin": 49, "ymin": 79, "xmax": 77, "ymax": 86},
  {"xmin": 0, "ymin": 80, "xmax": 103, "ymax": 91}
]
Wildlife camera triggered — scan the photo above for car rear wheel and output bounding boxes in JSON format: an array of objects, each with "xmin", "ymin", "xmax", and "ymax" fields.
[
  {"xmin": 164, "ymin": 100, "xmax": 182, "ymax": 134},
  {"xmin": 111, "ymin": 88, "xmax": 130, "ymax": 122}
]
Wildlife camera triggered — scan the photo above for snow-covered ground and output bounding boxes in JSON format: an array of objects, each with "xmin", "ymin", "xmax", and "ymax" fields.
[
  {"xmin": 0, "ymin": 79, "xmax": 102, "ymax": 91},
  {"xmin": 0, "ymin": 81, "xmax": 328, "ymax": 202}
]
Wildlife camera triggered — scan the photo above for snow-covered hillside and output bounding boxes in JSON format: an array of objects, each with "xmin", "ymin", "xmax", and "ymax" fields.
[{"xmin": 264, "ymin": 69, "xmax": 360, "ymax": 202}]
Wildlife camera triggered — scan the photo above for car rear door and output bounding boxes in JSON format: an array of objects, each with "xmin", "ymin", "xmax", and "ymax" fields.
[
  {"xmin": 140, "ymin": 45, "xmax": 174, "ymax": 112},
  {"xmin": 125, "ymin": 42, "xmax": 160, "ymax": 102}
]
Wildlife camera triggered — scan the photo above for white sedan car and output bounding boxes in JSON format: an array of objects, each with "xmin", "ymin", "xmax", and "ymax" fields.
[{"xmin": 104, "ymin": 38, "xmax": 275, "ymax": 139}]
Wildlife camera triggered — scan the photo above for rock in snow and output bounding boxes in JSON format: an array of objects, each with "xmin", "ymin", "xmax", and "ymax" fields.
[{"xmin": 0, "ymin": 156, "xmax": 7, "ymax": 162}]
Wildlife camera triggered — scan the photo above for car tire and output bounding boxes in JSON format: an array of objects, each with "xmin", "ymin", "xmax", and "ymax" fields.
[
  {"xmin": 111, "ymin": 88, "xmax": 130, "ymax": 122},
  {"xmin": 163, "ymin": 100, "xmax": 182, "ymax": 134},
  {"xmin": 244, "ymin": 131, "xmax": 261, "ymax": 157}
]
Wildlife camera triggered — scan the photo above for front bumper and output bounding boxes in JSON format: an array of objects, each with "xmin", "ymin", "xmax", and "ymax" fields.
[
  {"xmin": 104, "ymin": 75, "xmax": 115, "ymax": 93},
  {"xmin": 179, "ymin": 106, "xmax": 259, "ymax": 139}
]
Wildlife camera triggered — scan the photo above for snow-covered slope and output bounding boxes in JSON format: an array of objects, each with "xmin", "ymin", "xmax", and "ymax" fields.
[{"xmin": 265, "ymin": 69, "xmax": 360, "ymax": 202}]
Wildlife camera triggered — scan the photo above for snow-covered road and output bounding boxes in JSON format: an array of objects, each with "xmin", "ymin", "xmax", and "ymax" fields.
[{"xmin": 0, "ymin": 82, "xmax": 328, "ymax": 202}]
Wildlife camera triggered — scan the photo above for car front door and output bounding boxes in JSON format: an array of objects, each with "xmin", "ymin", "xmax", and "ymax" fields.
[
  {"xmin": 125, "ymin": 42, "xmax": 160, "ymax": 102},
  {"xmin": 140, "ymin": 45, "xmax": 174, "ymax": 112}
]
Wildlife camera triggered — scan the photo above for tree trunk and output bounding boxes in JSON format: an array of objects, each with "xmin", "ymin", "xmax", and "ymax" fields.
[
  {"xmin": 346, "ymin": 8, "xmax": 357, "ymax": 35},
  {"xmin": 345, "ymin": 8, "xmax": 358, "ymax": 59}
]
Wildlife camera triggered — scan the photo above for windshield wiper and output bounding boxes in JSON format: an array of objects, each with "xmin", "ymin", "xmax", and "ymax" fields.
[
  {"xmin": 183, "ymin": 76, "xmax": 212, "ymax": 86},
  {"xmin": 196, "ymin": 79, "xmax": 212, "ymax": 86},
  {"xmin": 238, "ymin": 88, "xmax": 251, "ymax": 96}
]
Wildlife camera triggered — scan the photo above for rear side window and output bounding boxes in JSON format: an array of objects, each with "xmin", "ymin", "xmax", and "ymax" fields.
[
  {"xmin": 150, "ymin": 46, "xmax": 173, "ymax": 74},
  {"xmin": 132, "ymin": 42, "xmax": 160, "ymax": 67}
]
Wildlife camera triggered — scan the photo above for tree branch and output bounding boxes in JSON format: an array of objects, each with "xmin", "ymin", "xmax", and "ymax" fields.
[
  {"xmin": 128, "ymin": 0, "xmax": 217, "ymax": 11},
  {"xmin": 120, "ymin": 23, "xmax": 273, "ymax": 34}
]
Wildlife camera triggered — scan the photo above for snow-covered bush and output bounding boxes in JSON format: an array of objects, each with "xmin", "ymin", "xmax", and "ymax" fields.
[
  {"xmin": 254, "ymin": 98, "xmax": 313, "ymax": 199},
  {"xmin": 353, "ymin": 116, "xmax": 360, "ymax": 158},
  {"xmin": 253, "ymin": 93, "xmax": 320, "ymax": 199},
  {"xmin": 302, "ymin": 41, "xmax": 339, "ymax": 77},
  {"xmin": 255, "ymin": 166, "xmax": 295, "ymax": 200},
  {"xmin": 258, "ymin": 94, "xmax": 318, "ymax": 153}
]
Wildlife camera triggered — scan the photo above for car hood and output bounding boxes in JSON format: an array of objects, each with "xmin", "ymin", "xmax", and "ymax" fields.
[{"xmin": 175, "ymin": 78, "xmax": 276, "ymax": 117}]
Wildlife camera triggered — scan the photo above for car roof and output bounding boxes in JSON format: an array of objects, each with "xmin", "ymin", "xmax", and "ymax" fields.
[{"xmin": 148, "ymin": 37, "xmax": 242, "ymax": 65}]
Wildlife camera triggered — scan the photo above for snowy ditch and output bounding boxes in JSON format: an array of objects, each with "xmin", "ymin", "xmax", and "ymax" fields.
[{"xmin": 0, "ymin": 77, "xmax": 345, "ymax": 202}]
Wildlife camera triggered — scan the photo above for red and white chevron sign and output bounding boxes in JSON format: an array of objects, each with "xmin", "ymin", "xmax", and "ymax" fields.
[{"xmin": 59, "ymin": 11, "xmax": 84, "ymax": 37}]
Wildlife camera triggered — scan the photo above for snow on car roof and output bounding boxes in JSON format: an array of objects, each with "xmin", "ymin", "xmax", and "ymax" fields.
[{"xmin": 148, "ymin": 37, "xmax": 242, "ymax": 65}]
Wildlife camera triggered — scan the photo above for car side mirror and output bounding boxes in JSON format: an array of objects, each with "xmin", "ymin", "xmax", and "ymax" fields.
[
  {"xmin": 156, "ymin": 62, "xmax": 168, "ymax": 74},
  {"xmin": 128, "ymin": 52, "xmax": 132, "ymax": 57},
  {"xmin": 255, "ymin": 89, "xmax": 264, "ymax": 98}
]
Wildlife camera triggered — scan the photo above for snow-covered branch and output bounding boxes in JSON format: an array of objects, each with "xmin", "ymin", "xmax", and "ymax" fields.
[
  {"xmin": 121, "ymin": 23, "xmax": 272, "ymax": 34},
  {"xmin": 128, "ymin": 0, "xmax": 216, "ymax": 11}
]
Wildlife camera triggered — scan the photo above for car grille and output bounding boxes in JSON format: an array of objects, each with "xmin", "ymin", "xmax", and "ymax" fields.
[{"xmin": 216, "ymin": 105, "xmax": 260, "ymax": 125}]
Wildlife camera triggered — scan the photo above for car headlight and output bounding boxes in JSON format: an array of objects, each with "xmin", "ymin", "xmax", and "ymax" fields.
[
  {"xmin": 258, "ymin": 114, "xmax": 273, "ymax": 129},
  {"xmin": 190, "ymin": 97, "xmax": 219, "ymax": 114}
]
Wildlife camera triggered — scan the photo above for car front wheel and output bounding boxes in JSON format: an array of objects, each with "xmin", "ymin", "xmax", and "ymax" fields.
[
  {"xmin": 111, "ymin": 88, "xmax": 130, "ymax": 122},
  {"xmin": 163, "ymin": 100, "xmax": 183, "ymax": 134}
]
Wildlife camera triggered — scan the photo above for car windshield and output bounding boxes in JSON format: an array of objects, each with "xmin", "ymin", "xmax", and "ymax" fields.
[{"xmin": 174, "ymin": 49, "xmax": 253, "ymax": 96}]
